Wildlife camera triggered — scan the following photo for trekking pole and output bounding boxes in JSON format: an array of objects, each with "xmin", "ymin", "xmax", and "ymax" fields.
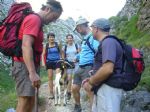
[{"xmin": 35, "ymin": 87, "xmax": 38, "ymax": 112}]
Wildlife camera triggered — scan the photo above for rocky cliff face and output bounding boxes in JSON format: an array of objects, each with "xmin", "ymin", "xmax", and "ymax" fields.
[
  {"xmin": 137, "ymin": 0, "xmax": 150, "ymax": 31},
  {"xmin": 0, "ymin": 0, "xmax": 14, "ymax": 21},
  {"xmin": 118, "ymin": 0, "xmax": 142, "ymax": 20},
  {"xmin": 44, "ymin": 18, "xmax": 82, "ymax": 45},
  {"xmin": 118, "ymin": 0, "xmax": 150, "ymax": 32}
]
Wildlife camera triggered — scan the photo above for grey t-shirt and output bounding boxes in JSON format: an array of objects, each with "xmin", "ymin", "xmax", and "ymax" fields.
[{"xmin": 93, "ymin": 37, "xmax": 123, "ymax": 87}]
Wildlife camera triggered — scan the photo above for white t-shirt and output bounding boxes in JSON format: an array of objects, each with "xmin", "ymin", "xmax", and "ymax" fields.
[{"xmin": 63, "ymin": 43, "xmax": 79, "ymax": 62}]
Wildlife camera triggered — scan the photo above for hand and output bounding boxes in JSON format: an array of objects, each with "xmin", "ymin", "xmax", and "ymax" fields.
[
  {"xmin": 82, "ymin": 78, "xmax": 92, "ymax": 92},
  {"xmin": 29, "ymin": 72, "xmax": 41, "ymax": 88}
]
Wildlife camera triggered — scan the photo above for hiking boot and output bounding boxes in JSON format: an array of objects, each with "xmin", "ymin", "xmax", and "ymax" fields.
[
  {"xmin": 67, "ymin": 92, "xmax": 71, "ymax": 100},
  {"xmin": 73, "ymin": 104, "xmax": 82, "ymax": 112}
]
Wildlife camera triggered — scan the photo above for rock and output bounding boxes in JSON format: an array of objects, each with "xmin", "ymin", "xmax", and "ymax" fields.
[
  {"xmin": 137, "ymin": 0, "xmax": 150, "ymax": 31},
  {"xmin": 117, "ymin": 0, "xmax": 142, "ymax": 20},
  {"xmin": 121, "ymin": 90, "xmax": 150, "ymax": 112}
]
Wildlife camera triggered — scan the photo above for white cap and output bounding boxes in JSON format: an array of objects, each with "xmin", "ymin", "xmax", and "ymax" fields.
[{"xmin": 73, "ymin": 18, "xmax": 89, "ymax": 31}]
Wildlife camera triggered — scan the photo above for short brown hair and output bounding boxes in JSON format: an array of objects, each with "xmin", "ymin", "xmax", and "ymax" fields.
[
  {"xmin": 66, "ymin": 34, "xmax": 74, "ymax": 39},
  {"xmin": 47, "ymin": 33, "xmax": 55, "ymax": 38}
]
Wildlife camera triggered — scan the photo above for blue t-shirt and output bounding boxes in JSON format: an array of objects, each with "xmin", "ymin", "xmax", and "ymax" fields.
[
  {"xmin": 79, "ymin": 33, "xmax": 99, "ymax": 66},
  {"xmin": 46, "ymin": 46, "xmax": 60, "ymax": 62}
]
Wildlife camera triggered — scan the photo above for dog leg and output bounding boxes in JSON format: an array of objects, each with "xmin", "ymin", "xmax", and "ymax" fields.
[
  {"xmin": 58, "ymin": 84, "xmax": 61, "ymax": 105},
  {"xmin": 54, "ymin": 86, "xmax": 57, "ymax": 106},
  {"xmin": 63, "ymin": 88, "xmax": 67, "ymax": 106}
]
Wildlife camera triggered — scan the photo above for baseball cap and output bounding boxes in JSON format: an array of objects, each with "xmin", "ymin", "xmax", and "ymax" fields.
[
  {"xmin": 91, "ymin": 18, "xmax": 110, "ymax": 32},
  {"xmin": 73, "ymin": 18, "xmax": 89, "ymax": 31}
]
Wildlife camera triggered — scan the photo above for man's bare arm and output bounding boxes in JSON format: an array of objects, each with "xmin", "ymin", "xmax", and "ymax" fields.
[
  {"xmin": 89, "ymin": 61, "xmax": 114, "ymax": 86},
  {"xmin": 22, "ymin": 34, "xmax": 40, "ymax": 87}
]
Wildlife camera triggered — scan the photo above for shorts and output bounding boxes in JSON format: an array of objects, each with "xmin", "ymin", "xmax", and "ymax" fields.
[
  {"xmin": 73, "ymin": 65, "xmax": 92, "ymax": 85},
  {"xmin": 11, "ymin": 61, "xmax": 40, "ymax": 96},
  {"xmin": 92, "ymin": 84, "xmax": 123, "ymax": 112},
  {"xmin": 46, "ymin": 61, "xmax": 61, "ymax": 70}
]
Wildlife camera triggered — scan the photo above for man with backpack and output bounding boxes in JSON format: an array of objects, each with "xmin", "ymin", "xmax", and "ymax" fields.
[
  {"xmin": 82, "ymin": 18, "xmax": 123, "ymax": 112},
  {"xmin": 0, "ymin": 1, "xmax": 63, "ymax": 112},
  {"xmin": 83, "ymin": 18, "xmax": 145, "ymax": 112},
  {"xmin": 72, "ymin": 18, "xmax": 99, "ymax": 112}
]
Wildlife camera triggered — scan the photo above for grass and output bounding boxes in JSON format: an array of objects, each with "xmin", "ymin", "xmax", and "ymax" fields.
[
  {"xmin": 139, "ymin": 65, "xmax": 150, "ymax": 91},
  {"xmin": 0, "ymin": 66, "xmax": 48, "ymax": 112},
  {"xmin": 0, "ymin": 69, "xmax": 16, "ymax": 112}
]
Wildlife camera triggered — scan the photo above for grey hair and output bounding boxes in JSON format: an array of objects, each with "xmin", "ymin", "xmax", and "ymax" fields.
[{"xmin": 47, "ymin": 0, "xmax": 63, "ymax": 14}]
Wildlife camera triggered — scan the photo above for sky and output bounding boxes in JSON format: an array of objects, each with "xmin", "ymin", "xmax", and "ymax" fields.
[{"xmin": 16, "ymin": 0, "xmax": 126, "ymax": 22}]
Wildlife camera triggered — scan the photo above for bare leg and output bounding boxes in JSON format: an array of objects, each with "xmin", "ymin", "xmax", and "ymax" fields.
[
  {"xmin": 72, "ymin": 84, "xmax": 81, "ymax": 105},
  {"xmin": 67, "ymin": 74, "xmax": 72, "ymax": 93},
  {"xmin": 16, "ymin": 96, "xmax": 34, "ymax": 112},
  {"xmin": 48, "ymin": 69, "xmax": 54, "ymax": 96}
]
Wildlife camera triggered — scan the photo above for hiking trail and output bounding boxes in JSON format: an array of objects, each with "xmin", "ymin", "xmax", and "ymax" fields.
[{"xmin": 39, "ymin": 82, "xmax": 90, "ymax": 112}]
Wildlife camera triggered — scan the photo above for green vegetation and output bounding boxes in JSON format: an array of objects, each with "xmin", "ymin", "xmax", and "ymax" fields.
[
  {"xmin": 0, "ymin": 69, "xmax": 16, "ymax": 112},
  {"xmin": 0, "ymin": 67, "xmax": 48, "ymax": 112},
  {"xmin": 109, "ymin": 15, "xmax": 150, "ymax": 48}
]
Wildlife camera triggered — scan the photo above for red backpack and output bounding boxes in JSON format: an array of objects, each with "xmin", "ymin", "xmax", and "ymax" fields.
[{"xmin": 0, "ymin": 2, "xmax": 33, "ymax": 57}]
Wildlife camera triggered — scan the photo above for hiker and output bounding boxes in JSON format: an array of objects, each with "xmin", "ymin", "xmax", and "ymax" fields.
[
  {"xmin": 72, "ymin": 18, "xmax": 99, "ymax": 112},
  {"xmin": 42, "ymin": 33, "xmax": 63, "ymax": 99},
  {"xmin": 83, "ymin": 18, "xmax": 124, "ymax": 112},
  {"xmin": 11, "ymin": 1, "xmax": 63, "ymax": 112},
  {"xmin": 62, "ymin": 34, "xmax": 80, "ymax": 100}
]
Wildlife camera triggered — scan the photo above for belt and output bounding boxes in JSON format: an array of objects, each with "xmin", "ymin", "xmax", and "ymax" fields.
[{"xmin": 79, "ymin": 63, "xmax": 93, "ymax": 68}]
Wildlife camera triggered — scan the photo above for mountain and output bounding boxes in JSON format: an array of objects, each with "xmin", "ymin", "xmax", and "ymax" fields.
[{"xmin": 43, "ymin": 17, "xmax": 82, "ymax": 46}]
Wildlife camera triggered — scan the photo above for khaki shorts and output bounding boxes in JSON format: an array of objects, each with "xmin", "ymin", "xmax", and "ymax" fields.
[
  {"xmin": 73, "ymin": 65, "xmax": 92, "ymax": 85},
  {"xmin": 11, "ymin": 62, "xmax": 39, "ymax": 96}
]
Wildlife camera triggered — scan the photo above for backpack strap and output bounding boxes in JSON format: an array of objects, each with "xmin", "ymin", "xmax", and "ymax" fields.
[
  {"xmin": 64, "ymin": 44, "xmax": 67, "ymax": 58},
  {"xmin": 45, "ymin": 43, "xmax": 49, "ymax": 59},
  {"xmin": 85, "ymin": 35, "xmax": 95, "ymax": 54},
  {"xmin": 75, "ymin": 43, "xmax": 79, "ymax": 53},
  {"xmin": 55, "ymin": 42, "xmax": 60, "ymax": 53}
]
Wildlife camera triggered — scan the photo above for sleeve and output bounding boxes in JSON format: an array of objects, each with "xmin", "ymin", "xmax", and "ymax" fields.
[
  {"xmin": 22, "ymin": 15, "xmax": 41, "ymax": 38},
  {"xmin": 102, "ymin": 39, "xmax": 117, "ymax": 64}
]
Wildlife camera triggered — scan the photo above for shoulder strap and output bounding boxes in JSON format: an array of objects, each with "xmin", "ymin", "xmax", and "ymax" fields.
[
  {"xmin": 85, "ymin": 35, "xmax": 95, "ymax": 54},
  {"xmin": 55, "ymin": 42, "xmax": 60, "ymax": 53},
  {"xmin": 102, "ymin": 35, "xmax": 125, "ymax": 49},
  {"xmin": 75, "ymin": 43, "xmax": 78, "ymax": 53},
  {"xmin": 64, "ymin": 44, "xmax": 67, "ymax": 58},
  {"xmin": 45, "ymin": 43, "xmax": 49, "ymax": 59}
]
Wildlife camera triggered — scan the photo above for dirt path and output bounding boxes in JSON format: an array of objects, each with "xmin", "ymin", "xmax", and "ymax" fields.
[{"xmin": 39, "ymin": 82, "xmax": 90, "ymax": 112}]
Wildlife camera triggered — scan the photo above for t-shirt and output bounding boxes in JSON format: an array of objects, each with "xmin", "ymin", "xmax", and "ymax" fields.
[
  {"xmin": 63, "ymin": 43, "xmax": 79, "ymax": 62},
  {"xmin": 93, "ymin": 37, "xmax": 123, "ymax": 87},
  {"xmin": 14, "ymin": 14, "xmax": 43, "ymax": 65},
  {"xmin": 79, "ymin": 33, "xmax": 99, "ymax": 66}
]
